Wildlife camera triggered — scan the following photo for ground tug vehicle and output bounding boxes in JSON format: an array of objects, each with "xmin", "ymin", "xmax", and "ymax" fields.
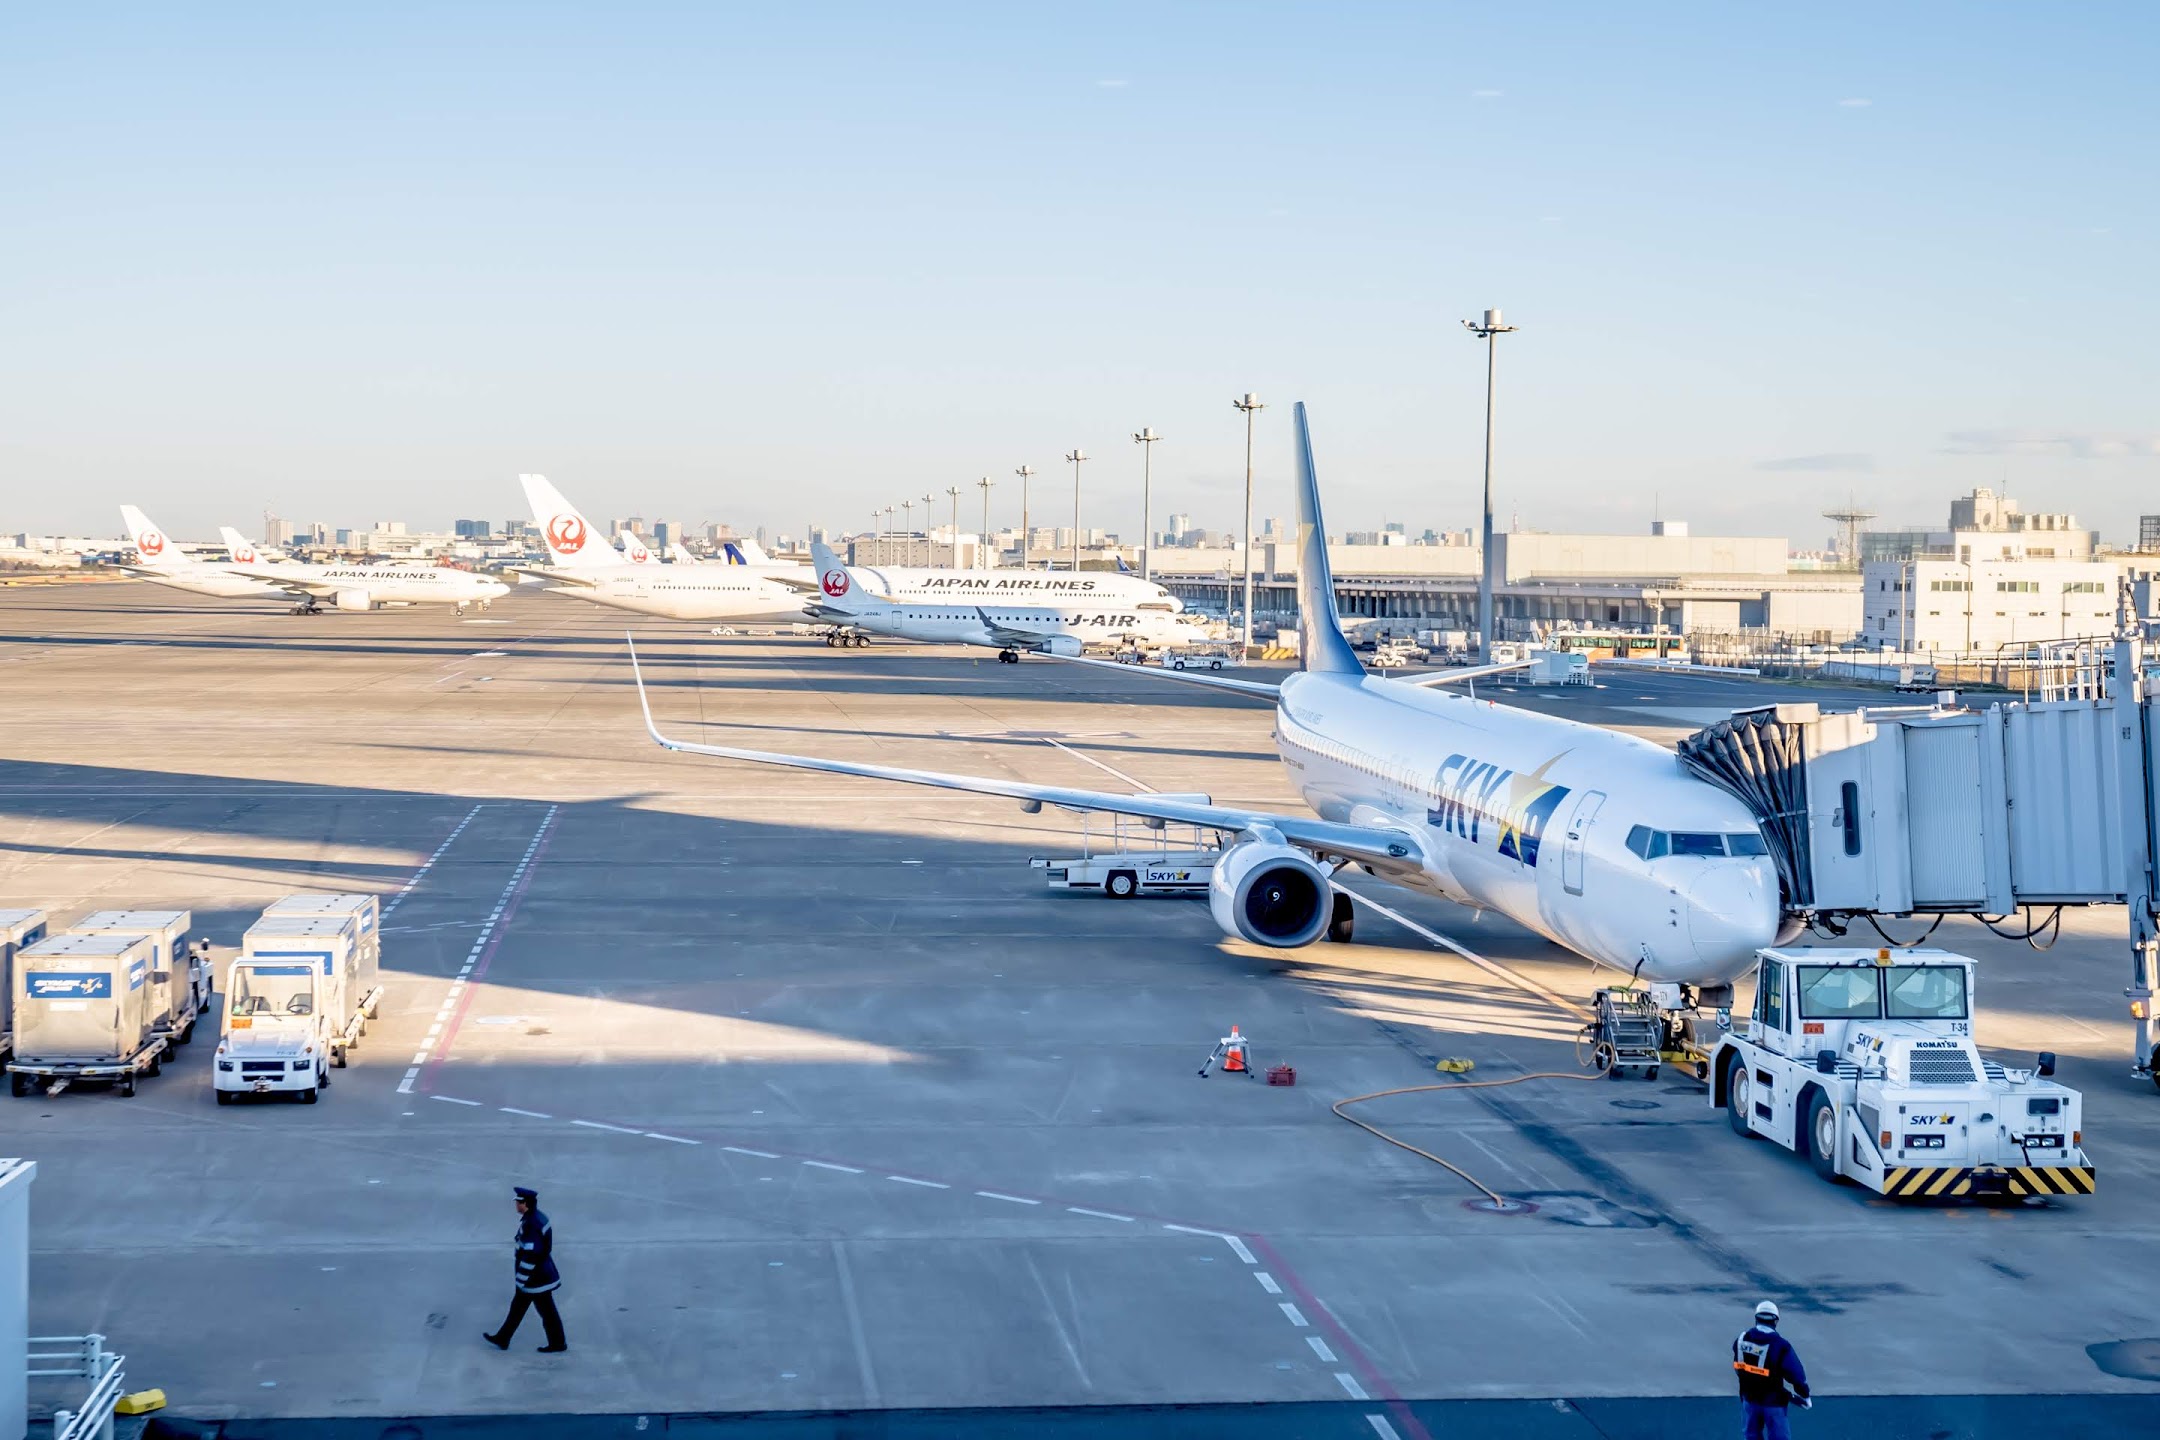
[
  {"xmin": 1709, "ymin": 948, "xmax": 2093, "ymax": 1199},
  {"xmin": 216, "ymin": 894, "xmax": 383, "ymax": 1104}
]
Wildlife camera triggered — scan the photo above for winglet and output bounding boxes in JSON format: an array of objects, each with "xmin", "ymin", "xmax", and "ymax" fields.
[
  {"xmin": 1293, "ymin": 403, "xmax": 1364, "ymax": 677},
  {"xmin": 626, "ymin": 635, "xmax": 677, "ymax": 751}
]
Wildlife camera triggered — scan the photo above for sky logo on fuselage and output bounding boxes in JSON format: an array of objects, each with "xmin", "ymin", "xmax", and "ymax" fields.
[{"xmin": 1427, "ymin": 752, "xmax": 1570, "ymax": 867}]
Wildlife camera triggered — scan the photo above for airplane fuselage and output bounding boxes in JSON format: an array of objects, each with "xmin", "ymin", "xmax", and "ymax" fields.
[
  {"xmin": 1273, "ymin": 670, "xmax": 1779, "ymax": 985},
  {"xmin": 835, "ymin": 599, "xmax": 1198, "ymax": 652},
  {"xmin": 548, "ymin": 572, "xmax": 807, "ymax": 623}
]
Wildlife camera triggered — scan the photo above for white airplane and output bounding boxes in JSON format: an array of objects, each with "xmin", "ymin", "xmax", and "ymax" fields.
[
  {"xmin": 629, "ymin": 403, "xmax": 1783, "ymax": 996},
  {"xmin": 216, "ymin": 526, "xmax": 510, "ymax": 614},
  {"xmin": 725, "ymin": 533, "xmax": 1186, "ymax": 614},
  {"xmin": 114, "ymin": 506, "xmax": 289, "ymax": 601},
  {"xmin": 807, "ymin": 539, "xmax": 1203, "ymax": 659},
  {"xmin": 517, "ymin": 475, "xmax": 806, "ymax": 623}
]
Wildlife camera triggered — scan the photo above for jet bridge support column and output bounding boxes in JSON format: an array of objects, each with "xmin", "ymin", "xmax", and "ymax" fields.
[{"xmin": 2119, "ymin": 634, "xmax": 2160, "ymax": 1085}]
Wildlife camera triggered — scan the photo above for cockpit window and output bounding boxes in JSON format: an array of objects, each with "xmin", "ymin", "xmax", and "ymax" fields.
[{"xmin": 1627, "ymin": 827, "xmax": 1770, "ymax": 860}]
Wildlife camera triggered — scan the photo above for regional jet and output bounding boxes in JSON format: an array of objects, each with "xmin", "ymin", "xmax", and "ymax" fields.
[
  {"xmin": 114, "ymin": 506, "xmax": 289, "ymax": 601},
  {"xmin": 629, "ymin": 404, "xmax": 1782, "ymax": 992},
  {"xmin": 217, "ymin": 527, "xmax": 510, "ymax": 614},
  {"xmin": 518, "ymin": 475, "xmax": 807, "ymax": 623}
]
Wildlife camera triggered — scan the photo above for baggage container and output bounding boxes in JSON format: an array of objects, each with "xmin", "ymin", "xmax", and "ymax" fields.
[
  {"xmin": 9, "ymin": 933, "xmax": 164, "ymax": 1096},
  {"xmin": 0, "ymin": 909, "xmax": 49, "ymax": 1055},
  {"xmin": 262, "ymin": 894, "xmax": 381, "ymax": 1012},
  {"xmin": 216, "ymin": 903, "xmax": 382, "ymax": 1104},
  {"xmin": 66, "ymin": 908, "xmax": 203, "ymax": 1041}
]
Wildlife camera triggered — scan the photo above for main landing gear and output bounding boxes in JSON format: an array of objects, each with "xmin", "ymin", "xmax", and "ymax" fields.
[
  {"xmin": 824, "ymin": 630, "xmax": 870, "ymax": 648},
  {"xmin": 997, "ymin": 648, "xmax": 1021, "ymax": 664}
]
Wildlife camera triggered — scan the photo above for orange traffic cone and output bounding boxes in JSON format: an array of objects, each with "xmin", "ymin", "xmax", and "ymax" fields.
[{"xmin": 1222, "ymin": 1026, "xmax": 1249, "ymax": 1073}]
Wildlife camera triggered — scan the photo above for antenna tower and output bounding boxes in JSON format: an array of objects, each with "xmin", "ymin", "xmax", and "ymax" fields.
[{"xmin": 1821, "ymin": 499, "xmax": 1877, "ymax": 568}]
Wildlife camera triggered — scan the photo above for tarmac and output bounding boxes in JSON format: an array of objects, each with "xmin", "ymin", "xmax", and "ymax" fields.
[{"xmin": 5, "ymin": 581, "xmax": 2158, "ymax": 1439}]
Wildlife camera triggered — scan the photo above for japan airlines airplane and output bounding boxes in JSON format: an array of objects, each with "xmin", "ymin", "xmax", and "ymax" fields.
[
  {"xmin": 630, "ymin": 403, "xmax": 1783, "ymax": 991},
  {"xmin": 115, "ymin": 506, "xmax": 288, "ymax": 600},
  {"xmin": 518, "ymin": 475, "xmax": 806, "ymax": 623},
  {"xmin": 807, "ymin": 539, "xmax": 1203, "ymax": 659},
  {"xmin": 719, "ymin": 534, "xmax": 1185, "ymax": 613},
  {"xmin": 216, "ymin": 527, "xmax": 510, "ymax": 613}
]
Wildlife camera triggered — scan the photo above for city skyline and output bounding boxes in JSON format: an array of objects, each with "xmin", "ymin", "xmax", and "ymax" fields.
[{"xmin": 4, "ymin": 7, "xmax": 2154, "ymax": 542}]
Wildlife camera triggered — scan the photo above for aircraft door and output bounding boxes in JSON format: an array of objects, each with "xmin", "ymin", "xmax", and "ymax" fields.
[{"xmin": 1561, "ymin": 791, "xmax": 1606, "ymax": 896}]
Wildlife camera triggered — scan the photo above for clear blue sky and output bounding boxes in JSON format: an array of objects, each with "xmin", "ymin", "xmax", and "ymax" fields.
[{"xmin": 3, "ymin": 4, "xmax": 2154, "ymax": 546}]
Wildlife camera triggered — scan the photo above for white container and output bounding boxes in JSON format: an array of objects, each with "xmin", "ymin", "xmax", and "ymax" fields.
[
  {"xmin": 0, "ymin": 909, "xmax": 49, "ymax": 1046},
  {"xmin": 262, "ymin": 894, "xmax": 380, "ymax": 1008},
  {"xmin": 67, "ymin": 908, "xmax": 197, "ymax": 1032},
  {"xmin": 14, "ymin": 933, "xmax": 156, "ymax": 1064},
  {"xmin": 220, "ymin": 911, "xmax": 369, "ymax": 1098}
]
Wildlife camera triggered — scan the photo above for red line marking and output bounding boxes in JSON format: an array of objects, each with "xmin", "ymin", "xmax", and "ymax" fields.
[
  {"xmin": 1246, "ymin": 1232, "xmax": 1431, "ymax": 1440},
  {"xmin": 417, "ymin": 811, "xmax": 556, "ymax": 1093}
]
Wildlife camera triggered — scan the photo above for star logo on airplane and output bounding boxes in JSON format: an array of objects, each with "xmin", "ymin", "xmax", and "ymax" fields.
[{"xmin": 1495, "ymin": 754, "xmax": 1569, "ymax": 865}]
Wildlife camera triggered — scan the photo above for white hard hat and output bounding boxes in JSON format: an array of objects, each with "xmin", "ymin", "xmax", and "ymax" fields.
[{"xmin": 1755, "ymin": 1301, "xmax": 1780, "ymax": 1321}]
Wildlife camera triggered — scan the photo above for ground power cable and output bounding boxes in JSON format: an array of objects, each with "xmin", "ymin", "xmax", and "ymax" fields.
[{"xmin": 1332, "ymin": 1059, "xmax": 1614, "ymax": 1209}]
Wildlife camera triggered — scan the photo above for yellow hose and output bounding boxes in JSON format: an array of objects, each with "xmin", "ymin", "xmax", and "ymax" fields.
[{"xmin": 1332, "ymin": 1061, "xmax": 1613, "ymax": 1207}]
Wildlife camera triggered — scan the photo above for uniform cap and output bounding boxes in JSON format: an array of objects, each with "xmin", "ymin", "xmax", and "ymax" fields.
[
  {"xmin": 1754, "ymin": 1301, "xmax": 1780, "ymax": 1321},
  {"xmin": 513, "ymin": 1187, "xmax": 538, "ymax": 1202}
]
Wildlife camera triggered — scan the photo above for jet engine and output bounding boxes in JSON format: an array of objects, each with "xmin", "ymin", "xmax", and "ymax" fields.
[
  {"xmin": 334, "ymin": 589, "xmax": 373, "ymax": 612},
  {"xmin": 1208, "ymin": 839, "xmax": 1332, "ymax": 948},
  {"xmin": 1036, "ymin": 635, "xmax": 1084, "ymax": 658}
]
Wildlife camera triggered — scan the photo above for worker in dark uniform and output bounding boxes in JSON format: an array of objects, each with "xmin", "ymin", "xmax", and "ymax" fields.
[
  {"xmin": 483, "ymin": 1186, "xmax": 567, "ymax": 1353},
  {"xmin": 1732, "ymin": 1300, "xmax": 1809, "ymax": 1438}
]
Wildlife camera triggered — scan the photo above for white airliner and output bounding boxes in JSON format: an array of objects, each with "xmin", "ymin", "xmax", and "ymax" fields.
[
  {"xmin": 807, "ymin": 539, "xmax": 1204, "ymax": 659},
  {"xmin": 517, "ymin": 476, "xmax": 806, "ymax": 623},
  {"xmin": 114, "ymin": 506, "xmax": 288, "ymax": 601},
  {"xmin": 216, "ymin": 526, "xmax": 510, "ymax": 613},
  {"xmin": 722, "ymin": 533, "xmax": 1186, "ymax": 615},
  {"xmin": 630, "ymin": 403, "xmax": 1783, "ymax": 990}
]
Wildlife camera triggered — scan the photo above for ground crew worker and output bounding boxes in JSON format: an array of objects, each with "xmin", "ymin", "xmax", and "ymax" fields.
[
  {"xmin": 1732, "ymin": 1300, "xmax": 1809, "ymax": 1438},
  {"xmin": 483, "ymin": 1186, "xmax": 567, "ymax": 1353}
]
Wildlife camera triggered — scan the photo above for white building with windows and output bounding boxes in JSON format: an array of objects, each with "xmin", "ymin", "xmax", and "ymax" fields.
[{"xmin": 1862, "ymin": 556, "xmax": 2115, "ymax": 652}]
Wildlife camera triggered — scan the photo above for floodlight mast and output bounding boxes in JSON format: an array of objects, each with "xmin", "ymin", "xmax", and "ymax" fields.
[
  {"xmin": 1232, "ymin": 394, "xmax": 1265, "ymax": 654},
  {"xmin": 1133, "ymin": 427, "xmax": 1161, "ymax": 581},
  {"xmin": 1461, "ymin": 308, "xmax": 1518, "ymax": 658},
  {"xmin": 1065, "ymin": 450, "xmax": 1087, "ymax": 573},
  {"xmin": 1014, "ymin": 465, "xmax": 1035, "ymax": 570}
]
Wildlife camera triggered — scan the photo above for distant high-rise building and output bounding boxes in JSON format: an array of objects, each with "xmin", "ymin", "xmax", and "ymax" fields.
[
  {"xmin": 2142, "ymin": 515, "xmax": 2160, "ymax": 553},
  {"xmin": 455, "ymin": 519, "xmax": 493, "ymax": 539},
  {"xmin": 653, "ymin": 520, "xmax": 682, "ymax": 547},
  {"xmin": 371, "ymin": 520, "xmax": 407, "ymax": 537},
  {"xmin": 1168, "ymin": 512, "xmax": 1193, "ymax": 540}
]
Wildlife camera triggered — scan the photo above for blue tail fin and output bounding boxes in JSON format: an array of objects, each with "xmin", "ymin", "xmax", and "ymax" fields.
[
  {"xmin": 1115, "ymin": 552, "xmax": 1133, "ymax": 574},
  {"xmin": 1292, "ymin": 403, "xmax": 1364, "ymax": 676}
]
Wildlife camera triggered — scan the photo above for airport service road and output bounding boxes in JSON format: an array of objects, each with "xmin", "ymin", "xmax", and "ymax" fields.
[{"xmin": 3, "ymin": 583, "xmax": 2158, "ymax": 1431}]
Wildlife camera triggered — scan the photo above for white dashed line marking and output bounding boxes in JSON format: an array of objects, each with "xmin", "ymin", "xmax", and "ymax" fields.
[
  {"xmin": 645, "ymin": 1133, "xmax": 698, "ymax": 1145},
  {"xmin": 1307, "ymin": 1336, "xmax": 1338, "ymax": 1363},
  {"xmin": 974, "ymin": 1191, "xmax": 1040, "ymax": 1206},
  {"xmin": 569, "ymin": 1119, "xmax": 643, "ymax": 1134},
  {"xmin": 1224, "ymin": 1236, "xmax": 1256, "ymax": 1264},
  {"xmin": 381, "ymin": 804, "xmax": 484, "ymax": 919},
  {"xmin": 1162, "ymin": 1222, "xmax": 1231, "ymax": 1240},
  {"xmin": 1366, "ymin": 1414, "xmax": 1399, "ymax": 1438},
  {"xmin": 500, "ymin": 1107, "xmax": 551, "ymax": 1119},
  {"xmin": 802, "ymin": 1160, "xmax": 863, "ymax": 1174},
  {"xmin": 1336, "ymin": 1373, "xmax": 1368, "ymax": 1400},
  {"xmin": 1254, "ymin": 1272, "xmax": 1282, "ymax": 1295},
  {"xmin": 1278, "ymin": 1302, "xmax": 1308, "ymax": 1327},
  {"xmin": 429, "ymin": 1095, "xmax": 481, "ymax": 1107},
  {"xmin": 1066, "ymin": 1207, "xmax": 1134, "ymax": 1222},
  {"xmin": 887, "ymin": 1175, "xmax": 950, "ymax": 1189},
  {"xmin": 723, "ymin": 1146, "xmax": 778, "ymax": 1159}
]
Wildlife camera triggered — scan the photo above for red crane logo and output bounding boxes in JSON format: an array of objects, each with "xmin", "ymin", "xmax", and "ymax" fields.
[
  {"xmin": 138, "ymin": 530, "xmax": 165, "ymax": 558},
  {"xmin": 821, "ymin": 569, "xmax": 850, "ymax": 597},
  {"xmin": 547, "ymin": 515, "xmax": 588, "ymax": 555}
]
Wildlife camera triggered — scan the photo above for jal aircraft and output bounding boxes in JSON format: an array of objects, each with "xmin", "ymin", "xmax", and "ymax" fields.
[
  {"xmin": 115, "ymin": 506, "xmax": 288, "ymax": 601},
  {"xmin": 715, "ymin": 531, "xmax": 1187, "ymax": 615},
  {"xmin": 517, "ymin": 475, "xmax": 807, "ymax": 623},
  {"xmin": 807, "ymin": 538, "xmax": 1204, "ymax": 659},
  {"xmin": 216, "ymin": 527, "xmax": 510, "ymax": 613},
  {"xmin": 631, "ymin": 403, "xmax": 1782, "ymax": 990}
]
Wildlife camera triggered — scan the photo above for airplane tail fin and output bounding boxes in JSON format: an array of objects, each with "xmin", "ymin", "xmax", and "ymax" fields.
[
  {"xmin": 666, "ymin": 542, "xmax": 699, "ymax": 565},
  {"xmin": 734, "ymin": 535, "xmax": 771, "ymax": 564},
  {"xmin": 619, "ymin": 529, "xmax": 655, "ymax": 564},
  {"xmin": 1115, "ymin": 551, "xmax": 1134, "ymax": 574},
  {"xmin": 217, "ymin": 525, "xmax": 266, "ymax": 567},
  {"xmin": 809, "ymin": 538, "xmax": 866, "ymax": 613},
  {"xmin": 520, "ymin": 474, "xmax": 624, "ymax": 569},
  {"xmin": 120, "ymin": 505, "xmax": 184, "ymax": 566},
  {"xmin": 1291, "ymin": 403, "xmax": 1364, "ymax": 677}
]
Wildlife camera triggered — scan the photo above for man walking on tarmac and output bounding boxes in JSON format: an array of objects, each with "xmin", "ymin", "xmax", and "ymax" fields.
[
  {"xmin": 484, "ymin": 1186, "xmax": 567, "ymax": 1353},
  {"xmin": 1733, "ymin": 1300, "xmax": 1809, "ymax": 1438}
]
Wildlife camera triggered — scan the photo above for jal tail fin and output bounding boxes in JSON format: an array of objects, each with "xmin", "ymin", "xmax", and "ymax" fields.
[
  {"xmin": 1292, "ymin": 403, "xmax": 1364, "ymax": 677},
  {"xmin": 217, "ymin": 525, "xmax": 267, "ymax": 567},
  {"xmin": 666, "ymin": 542, "xmax": 700, "ymax": 565},
  {"xmin": 809, "ymin": 538, "xmax": 866, "ymax": 613},
  {"xmin": 519, "ymin": 474, "xmax": 624, "ymax": 569},
  {"xmin": 618, "ymin": 529, "xmax": 655, "ymax": 564},
  {"xmin": 120, "ymin": 505, "xmax": 185, "ymax": 566}
]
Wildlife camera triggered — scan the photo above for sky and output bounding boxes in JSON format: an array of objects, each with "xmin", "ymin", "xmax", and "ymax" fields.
[{"xmin": 3, "ymin": 4, "xmax": 2155, "ymax": 547}]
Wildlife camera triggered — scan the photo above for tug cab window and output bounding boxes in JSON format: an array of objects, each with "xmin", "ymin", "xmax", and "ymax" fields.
[{"xmin": 1796, "ymin": 965, "xmax": 1881, "ymax": 1020}]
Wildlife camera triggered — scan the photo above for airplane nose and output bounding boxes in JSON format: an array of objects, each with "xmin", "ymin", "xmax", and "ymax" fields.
[{"xmin": 1686, "ymin": 862, "xmax": 1779, "ymax": 971}]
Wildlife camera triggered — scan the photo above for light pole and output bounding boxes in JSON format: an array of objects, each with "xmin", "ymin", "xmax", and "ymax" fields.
[
  {"xmin": 1133, "ymin": 427, "xmax": 1160, "ymax": 581},
  {"xmin": 922, "ymin": 493, "xmax": 935, "ymax": 567},
  {"xmin": 1014, "ymin": 465, "xmax": 1035, "ymax": 570},
  {"xmin": 1462, "ymin": 308, "xmax": 1518, "ymax": 658},
  {"xmin": 975, "ymin": 476, "xmax": 995, "ymax": 570},
  {"xmin": 883, "ymin": 504, "xmax": 895, "ymax": 561},
  {"xmin": 899, "ymin": 498, "xmax": 914, "ymax": 562},
  {"xmin": 946, "ymin": 485, "xmax": 962, "ymax": 568},
  {"xmin": 1065, "ymin": 450, "xmax": 1087, "ymax": 573},
  {"xmin": 1233, "ymin": 394, "xmax": 1265, "ymax": 653}
]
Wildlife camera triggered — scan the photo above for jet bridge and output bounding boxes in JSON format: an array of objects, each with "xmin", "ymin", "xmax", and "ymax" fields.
[{"xmin": 1676, "ymin": 635, "xmax": 2160, "ymax": 1085}]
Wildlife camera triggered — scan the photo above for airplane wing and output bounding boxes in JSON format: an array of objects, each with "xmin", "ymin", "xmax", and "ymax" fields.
[
  {"xmin": 1392, "ymin": 658, "xmax": 1537, "ymax": 688},
  {"xmin": 762, "ymin": 571, "xmax": 824, "ymax": 593},
  {"xmin": 1046, "ymin": 652, "xmax": 1281, "ymax": 699},
  {"xmin": 627, "ymin": 638, "xmax": 1423, "ymax": 874},
  {"xmin": 507, "ymin": 565, "xmax": 600, "ymax": 588},
  {"xmin": 229, "ymin": 570, "xmax": 338, "ymax": 598}
]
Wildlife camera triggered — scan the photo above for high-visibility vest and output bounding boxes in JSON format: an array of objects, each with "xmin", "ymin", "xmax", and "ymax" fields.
[{"xmin": 1733, "ymin": 1331, "xmax": 1773, "ymax": 1378}]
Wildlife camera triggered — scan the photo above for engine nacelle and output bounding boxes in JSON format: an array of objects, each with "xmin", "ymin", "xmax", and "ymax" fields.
[
  {"xmin": 1208, "ymin": 840, "xmax": 1331, "ymax": 948},
  {"xmin": 1037, "ymin": 635, "xmax": 1083, "ymax": 658},
  {"xmin": 334, "ymin": 589, "xmax": 373, "ymax": 612}
]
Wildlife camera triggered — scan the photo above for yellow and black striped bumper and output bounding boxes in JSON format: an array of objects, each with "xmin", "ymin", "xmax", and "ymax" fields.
[{"xmin": 1880, "ymin": 1164, "xmax": 2096, "ymax": 1199}]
